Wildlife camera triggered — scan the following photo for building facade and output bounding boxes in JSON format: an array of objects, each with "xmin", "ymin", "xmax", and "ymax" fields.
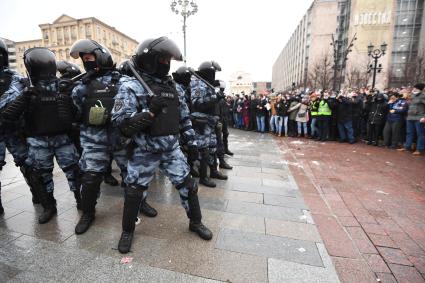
[
  {"xmin": 273, "ymin": 0, "xmax": 425, "ymax": 90},
  {"xmin": 253, "ymin": 81, "xmax": 272, "ymax": 94},
  {"xmin": 229, "ymin": 71, "xmax": 254, "ymax": 95},
  {"xmin": 272, "ymin": 0, "xmax": 339, "ymax": 92},
  {"xmin": 14, "ymin": 14, "xmax": 138, "ymax": 75}
]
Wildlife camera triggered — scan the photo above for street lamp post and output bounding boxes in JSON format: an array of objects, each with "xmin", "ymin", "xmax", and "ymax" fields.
[
  {"xmin": 330, "ymin": 33, "xmax": 357, "ymax": 91},
  {"xmin": 170, "ymin": 0, "xmax": 198, "ymax": 64},
  {"xmin": 367, "ymin": 42, "xmax": 387, "ymax": 90}
]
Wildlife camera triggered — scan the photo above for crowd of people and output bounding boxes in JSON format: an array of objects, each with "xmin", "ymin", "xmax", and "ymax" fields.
[
  {"xmin": 226, "ymin": 85, "xmax": 425, "ymax": 155},
  {"xmin": 0, "ymin": 37, "xmax": 234, "ymax": 254}
]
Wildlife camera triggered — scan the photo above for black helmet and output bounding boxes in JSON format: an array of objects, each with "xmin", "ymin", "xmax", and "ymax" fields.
[
  {"xmin": 24, "ymin": 47, "xmax": 56, "ymax": 81},
  {"xmin": 56, "ymin": 60, "xmax": 81, "ymax": 79},
  {"xmin": 172, "ymin": 66, "xmax": 192, "ymax": 86},
  {"xmin": 0, "ymin": 38, "xmax": 9, "ymax": 68},
  {"xmin": 117, "ymin": 59, "xmax": 135, "ymax": 76},
  {"xmin": 69, "ymin": 39, "xmax": 114, "ymax": 71},
  {"xmin": 197, "ymin": 61, "xmax": 221, "ymax": 84},
  {"xmin": 134, "ymin": 36, "xmax": 182, "ymax": 77}
]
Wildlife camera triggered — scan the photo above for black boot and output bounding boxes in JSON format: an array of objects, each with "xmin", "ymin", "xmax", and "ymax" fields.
[
  {"xmin": 73, "ymin": 190, "xmax": 82, "ymax": 210},
  {"xmin": 199, "ymin": 150, "xmax": 216, "ymax": 187},
  {"xmin": 0, "ymin": 182, "xmax": 4, "ymax": 215},
  {"xmin": 223, "ymin": 139, "xmax": 234, "ymax": 156},
  {"xmin": 187, "ymin": 180, "xmax": 213, "ymax": 240},
  {"xmin": 210, "ymin": 155, "xmax": 228, "ymax": 180},
  {"xmin": 27, "ymin": 168, "xmax": 57, "ymax": 223},
  {"xmin": 224, "ymin": 149, "xmax": 234, "ymax": 156},
  {"xmin": 75, "ymin": 172, "xmax": 102, "ymax": 235},
  {"xmin": 219, "ymin": 158, "xmax": 233, "ymax": 170},
  {"xmin": 139, "ymin": 198, "xmax": 157, "ymax": 217},
  {"xmin": 20, "ymin": 165, "xmax": 40, "ymax": 204},
  {"xmin": 38, "ymin": 192, "xmax": 57, "ymax": 224},
  {"xmin": 118, "ymin": 185, "xmax": 144, "ymax": 254}
]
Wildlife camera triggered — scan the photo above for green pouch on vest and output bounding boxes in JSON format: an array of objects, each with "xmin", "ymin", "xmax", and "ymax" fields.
[{"xmin": 88, "ymin": 100, "xmax": 108, "ymax": 126}]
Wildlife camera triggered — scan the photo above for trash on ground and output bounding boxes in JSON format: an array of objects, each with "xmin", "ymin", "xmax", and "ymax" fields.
[
  {"xmin": 298, "ymin": 247, "xmax": 306, "ymax": 253},
  {"xmin": 120, "ymin": 257, "xmax": 133, "ymax": 264}
]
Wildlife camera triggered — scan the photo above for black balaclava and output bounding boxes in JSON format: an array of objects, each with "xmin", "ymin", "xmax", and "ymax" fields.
[
  {"xmin": 83, "ymin": 60, "xmax": 97, "ymax": 72},
  {"xmin": 155, "ymin": 62, "xmax": 170, "ymax": 78}
]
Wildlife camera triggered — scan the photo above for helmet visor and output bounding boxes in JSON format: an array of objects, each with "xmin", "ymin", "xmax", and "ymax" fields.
[{"xmin": 69, "ymin": 39, "xmax": 103, "ymax": 59}]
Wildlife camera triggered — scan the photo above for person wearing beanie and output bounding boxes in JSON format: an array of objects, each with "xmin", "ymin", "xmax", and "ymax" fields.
[{"xmin": 398, "ymin": 83, "xmax": 425, "ymax": 155}]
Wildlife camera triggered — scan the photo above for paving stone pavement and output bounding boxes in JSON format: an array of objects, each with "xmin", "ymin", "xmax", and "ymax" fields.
[
  {"xmin": 276, "ymin": 135, "xmax": 425, "ymax": 283},
  {"xmin": 0, "ymin": 129, "xmax": 340, "ymax": 283}
]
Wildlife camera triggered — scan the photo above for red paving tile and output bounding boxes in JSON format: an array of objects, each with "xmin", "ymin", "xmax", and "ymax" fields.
[
  {"xmin": 378, "ymin": 247, "xmax": 413, "ymax": 266},
  {"xmin": 352, "ymin": 238, "xmax": 379, "ymax": 254},
  {"xmin": 369, "ymin": 234, "xmax": 398, "ymax": 248},
  {"xmin": 389, "ymin": 264, "xmax": 425, "ymax": 283},
  {"xmin": 312, "ymin": 214, "xmax": 360, "ymax": 258},
  {"xmin": 338, "ymin": 216, "xmax": 360, "ymax": 227},
  {"xmin": 332, "ymin": 257, "xmax": 378, "ymax": 283},
  {"xmin": 363, "ymin": 254, "xmax": 391, "ymax": 273},
  {"xmin": 387, "ymin": 232, "xmax": 425, "ymax": 258},
  {"xmin": 278, "ymin": 138, "xmax": 425, "ymax": 282},
  {"xmin": 361, "ymin": 223, "xmax": 388, "ymax": 236},
  {"xmin": 409, "ymin": 256, "xmax": 425, "ymax": 274},
  {"xmin": 375, "ymin": 272, "xmax": 398, "ymax": 283}
]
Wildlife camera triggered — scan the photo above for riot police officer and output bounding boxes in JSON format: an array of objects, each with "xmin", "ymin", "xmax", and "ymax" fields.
[
  {"xmin": 0, "ymin": 39, "xmax": 40, "ymax": 213},
  {"xmin": 70, "ymin": 39, "xmax": 128, "ymax": 234},
  {"xmin": 190, "ymin": 61, "xmax": 227, "ymax": 188},
  {"xmin": 113, "ymin": 36, "xmax": 212, "ymax": 254},
  {"xmin": 57, "ymin": 60, "xmax": 83, "ymax": 155},
  {"xmin": 214, "ymin": 80, "xmax": 232, "ymax": 169},
  {"xmin": 173, "ymin": 66, "xmax": 200, "ymax": 177},
  {"xmin": 57, "ymin": 60, "xmax": 82, "ymax": 79},
  {"xmin": 1, "ymin": 47, "xmax": 80, "ymax": 223}
]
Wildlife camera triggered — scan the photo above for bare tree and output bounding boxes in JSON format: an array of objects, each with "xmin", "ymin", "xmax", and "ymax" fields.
[
  {"xmin": 345, "ymin": 64, "xmax": 369, "ymax": 89},
  {"xmin": 308, "ymin": 53, "xmax": 334, "ymax": 90}
]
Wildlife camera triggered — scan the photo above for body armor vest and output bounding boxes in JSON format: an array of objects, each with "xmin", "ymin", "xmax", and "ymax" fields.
[
  {"xmin": 82, "ymin": 76, "xmax": 119, "ymax": 127},
  {"xmin": 26, "ymin": 83, "xmax": 73, "ymax": 136},
  {"xmin": 144, "ymin": 77, "xmax": 180, "ymax": 137}
]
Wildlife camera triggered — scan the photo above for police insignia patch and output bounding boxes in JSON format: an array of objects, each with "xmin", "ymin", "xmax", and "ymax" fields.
[{"xmin": 114, "ymin": 99, "xmax": 123, "ymax": 111}]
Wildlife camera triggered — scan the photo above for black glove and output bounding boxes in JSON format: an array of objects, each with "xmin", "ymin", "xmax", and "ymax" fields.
[
  {"xmin": 119, "ymin": 112, "xmax": 154, "ymax": 137},
  {"xmin": 187, "ymin": 145, "xmax": 199, "ymax": 162},
  {"xmin": 149, "ymin": 96, "xmax": 168, "ymax": 116}
]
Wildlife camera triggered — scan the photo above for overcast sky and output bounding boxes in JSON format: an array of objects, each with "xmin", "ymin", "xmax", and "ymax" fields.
[{"xmin": 0, "ymin": 0, "xmax": 313, "ymax": 82}]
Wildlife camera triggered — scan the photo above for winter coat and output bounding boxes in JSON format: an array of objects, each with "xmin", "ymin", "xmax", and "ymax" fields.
[
  {"xmin": 387, "ymin": 98, "xmax": 408, "ymax": 122},
  {"xmin": 276, "ymin": 100, "xmax": 289, "ymax": 117},
  {"xmin": 288, "ymin": 101, "xmax": 300, "ymax": 120},
  {"xmin": 407, "ymin": 92, "xmax": 425, "ymax": 121},
  {"xmin": 295, "ymin": 103, "xmax": 309, "ymax": 123},
  {"xmin": 368, "ymin": 100, "xmax": 388, "ymax": 124},
  {"xmin": 336, "ymin": 97, "xmax": 353, "ymax": 123}
]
